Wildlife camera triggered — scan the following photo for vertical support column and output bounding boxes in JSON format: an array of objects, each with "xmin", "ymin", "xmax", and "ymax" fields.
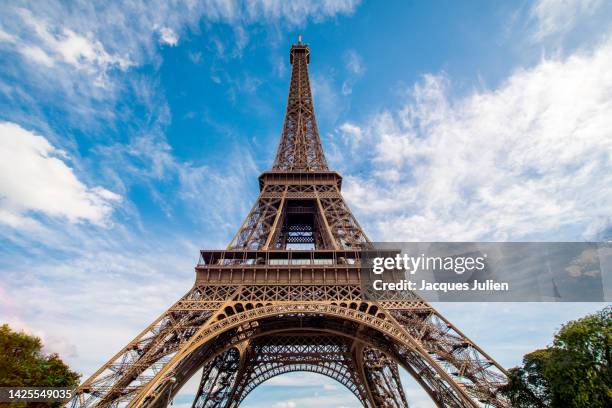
[
  {"xmin": 315, "ymin": 186, "xmax": 340, "ymax": 250},
  {"xmin": 354, "ymin": 344, "xmax": 410, "ymax": 408},
  {"xmin": 263, "ymin": 186, "xmax": 287, "ymax": 249},
  {"xmin": 192, "ymin": 348, "xmax": 242, "ymax": 408}
]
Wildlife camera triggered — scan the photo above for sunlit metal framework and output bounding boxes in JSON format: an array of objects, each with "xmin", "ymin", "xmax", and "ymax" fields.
[{"xmin": 69, "ymin": 39, "xmax": 510, "ymax": 408}]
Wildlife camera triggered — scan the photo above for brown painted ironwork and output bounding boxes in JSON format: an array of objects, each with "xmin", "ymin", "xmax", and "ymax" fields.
[{"xmin": 68, "ymin": 38, "xmax": 510, "ymax": 408}]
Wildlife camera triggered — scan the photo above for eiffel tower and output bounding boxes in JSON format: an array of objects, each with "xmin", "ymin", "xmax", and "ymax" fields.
[{"xmin": 69, "ymin": 38, "xmax": 509, "ymax": 408}]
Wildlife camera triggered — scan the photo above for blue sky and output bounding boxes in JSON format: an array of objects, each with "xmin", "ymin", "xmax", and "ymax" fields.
[{"xmin": 0, "ymin": 1, "xmax": 611, "ymax": 407}]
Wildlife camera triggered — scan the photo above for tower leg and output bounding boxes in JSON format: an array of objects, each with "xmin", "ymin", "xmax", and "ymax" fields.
[
  {"xmin": 354, "ymin": 344, "xmax": 409, "ymax": 408},
  {"xmin": 191, "ymin": 348, "xmax": 241, "ymax": 408}
]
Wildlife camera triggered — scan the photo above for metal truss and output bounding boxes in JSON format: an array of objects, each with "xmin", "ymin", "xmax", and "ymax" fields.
[
  {"xmin": 272, "ymin": 42, "xmax": 328, "ymax": 171},
  {"xmin": 68, "ymin": 38, "xmax": 510, "ymax": 408},
  {"xmin": 69, "ymin": 289, "xmax": 509, "ymax": 407},
  {"xmin": 192, "ymin": 334, "xmax": 373, "ymax": 407},
  {"xmin": 228, "ymin": 183, "xmax": 368, "ymax": 250},
  {"xmin": 192, "ymin": 348, "xmax": 241, "ymax": 408},
  {"xmin": 359, "ymin": 346, "xmax": 409, "ymax": 407}
]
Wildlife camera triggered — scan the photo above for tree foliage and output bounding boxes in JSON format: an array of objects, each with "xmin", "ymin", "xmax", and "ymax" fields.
[
  {"xmin": 501, "ymin": 306, "xmax": 611, "ymax": 407},
  {"xmin": 0, "ymin": 324, "xmax": 80, "ymax": 407}
]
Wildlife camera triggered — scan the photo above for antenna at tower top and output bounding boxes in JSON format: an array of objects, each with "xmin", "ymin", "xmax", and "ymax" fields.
[{"xmin": 298, "ymin": 34, "xmax": 302, "ymax": 44}]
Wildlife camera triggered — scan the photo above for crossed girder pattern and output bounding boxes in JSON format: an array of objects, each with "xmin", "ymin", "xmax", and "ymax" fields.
[
  {"xmin": 192, "ymin": 347, "xmax": 241, "ymax": 408},
  {"xmin": 228, "ymin": 189, "xmax": 282, "ymax": 250},
  {"xmin": 228, "ymin": 183, "xmax": 368, "ymax": 250},
  {"xmin": 69, "ymin": 306, "xmax": 213, "ymax": 407},
  {"xmin": 272, "ymin": 44, "xmax": 328, "ymax": 171},
  {"xmin": 191, "ymin": 334, "xmax": 386, "ymax": 408},
  {"xmin": 390, "ymin": 309, "xmax": 507, "ymax": 405},
  {"xmin": 69, "ymin": 282, "xmax": 510, "ymax": 408},
  {"xmin": 359, "ymin": 347, "xmax": 409, "ymax": 407}
]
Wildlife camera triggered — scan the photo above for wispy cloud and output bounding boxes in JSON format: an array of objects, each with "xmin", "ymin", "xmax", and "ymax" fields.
[
  {"xmin": 157, "ymin": 27, "xmax": 179, "ymax": 47},
  {"xmin": 335, "ymin": 37, "xmax": 612, "ymax": 241},
  {"xmin": 244, "ymin": 0, "xmax": 360, "ymax": 25},
  {"xmin": 0, "ymin": 0, "xmax": 361, "ymax": 127},
  {"xmin": 337, "ymin": 122, "xmax": 362, "ymax": 144},
  {"xmin": 177, "ymin": 147, "xmax": 259, "ymax": 235},
  {"xmin": 345, "ymin": 49, "xmax": 364, "ymax": 75},
  {"xmin": 9, "ymin": 7, "xmax": 132, "ymax": 82},
  {"xmin": 0, "ymin": 0, "xmax": 363, "ymax": 227},
  {"xmin": 0, "ymin": 236, "xmax": 198, "ymax": 376},
  {"xmin": 271, "ymin": 402, "xmax": 297, "ymax": 408},
  {"xmin": 312, "ymin": 74, "xmax": 344, "ymax": 123},
  {"xmin": 530, "ymin": 0, "xmax": 603, "ymax": 40},
  {"xmin": 1, "ymin": 1, "xmax": 360, "ymax": 75},
  {"xmin": 341, "ymin": 49, "xmax": 365, "ymax": 95}
]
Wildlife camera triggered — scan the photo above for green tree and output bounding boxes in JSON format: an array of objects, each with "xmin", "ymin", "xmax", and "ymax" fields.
[
  {"xmin": 502, "ymin": 349, "xmax": 551, "ymax": 408},
  {"xmin": 501, "ymin": 306, "xmax": 612, "ymax": 408},
  {"xmin": 0, "ymin": 324, "xmax": 80, "ymax": 407}
]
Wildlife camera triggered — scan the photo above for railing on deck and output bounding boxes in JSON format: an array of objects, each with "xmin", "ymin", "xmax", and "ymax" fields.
[{"xmin": 197, "ymin": 250, "xmax": 361, "ymax": 268}]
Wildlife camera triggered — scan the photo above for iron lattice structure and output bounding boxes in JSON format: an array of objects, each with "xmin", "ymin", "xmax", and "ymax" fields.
[{"xmin": 69, "ymin": 40, "xmax": 510, "ymax": 408}]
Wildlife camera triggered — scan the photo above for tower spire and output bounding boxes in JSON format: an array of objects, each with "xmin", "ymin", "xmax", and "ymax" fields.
[{"xmin": 272, "ymin": 39, "xmax": 329, "ymax": 171}]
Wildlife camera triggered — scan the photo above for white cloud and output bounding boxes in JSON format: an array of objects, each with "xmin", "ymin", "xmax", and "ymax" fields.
[
  {"xmin": 0, "ymin": 1, "xmax": 361, "ymax": 129},
  {"xmin": 336, "ymin": 38, "xmax": 612, "ymax": 241},
  {"xmin": 341, "ymin": 50, "xmax": 365, "ymax": 95},
  {"xmin": 15, "ymin": 8, "xmax": 132, "ymax": 82},
  {"xmin": 271, "ymin": 402, "xmax": 297, "ymax": 408},
  {"xmin": 0, "ymin": 28, "xmax": 16, "ymax": 42},
  {"xmin": 530, "ymin": 0, "xmax": 603, "ymax": 40},
  {"xmin": 274, "ymin": 55, "xmax": 287, "ymax": 78},
  {"xmin": 245, "ymin": 0, "xmax": 360, "ymax": 25},
  {"xmin": 0, "ymin": 236, "xmax": 198, "ymax": 377},
  {"xmin": 338, "ymin": 122, "xmax": 362, "ymax": 138},
  {"xmin": 2, "ymin": 1, "xmax": 360, "ymax": 77},
  {"xmin": 158, "ymin": 26, "xmax": 179, "ymax": 46},
  {"xmin": 0, "ymin": 122, "xmax": 120, "ymax": 227},
  {"xmin": 176, "ymin": 145, "xmax": 259, "ymax": 237},
  {"xmin": 20, "ymin": 45, "xmax": 54, "ymax": 67},
  {"xmin": 345, "ymin": 49, "xmax": 364, "ymax": 75},
  {"xmin": 337, "ymin": 122, "xmax": 363, "ymax": 147}
]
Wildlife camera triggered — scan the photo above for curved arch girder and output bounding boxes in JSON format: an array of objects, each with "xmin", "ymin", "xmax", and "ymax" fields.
[
  {"xmin": 191, "ymin": 332, "xmax": 371, "ymax": 407},
  {"xmin": 69, "ymin": 302, "xmax": 509, "ymax": 408},
  {"xmin": 236, "ymin": 364, "xmax": 364, "ymax": 406},
  {"xmin": 128, "ymin": 303, "xmax": 506, "ymax": 408}
]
